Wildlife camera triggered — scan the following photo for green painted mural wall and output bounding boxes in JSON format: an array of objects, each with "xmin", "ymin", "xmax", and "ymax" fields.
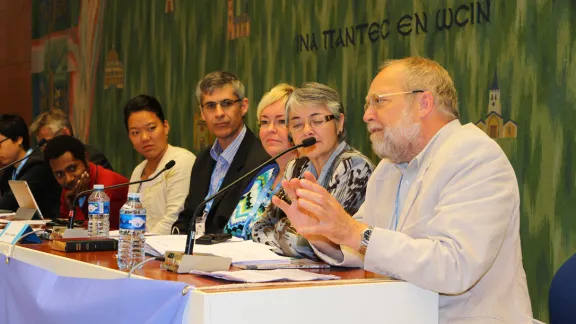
[{"xmin": 32, "ymin": 0, "xmax": 576, "ymax": 321}]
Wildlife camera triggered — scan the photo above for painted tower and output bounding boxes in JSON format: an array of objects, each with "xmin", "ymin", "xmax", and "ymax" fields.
[{"xmin": 488, "ymin": 71, "xmax": 502, "ymax": 115}]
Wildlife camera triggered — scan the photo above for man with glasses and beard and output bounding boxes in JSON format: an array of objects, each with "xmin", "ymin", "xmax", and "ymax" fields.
[
  {"xmin": 272, "ymin": 57, "xmax": 533, "ymax": 323},
  {"xmin": 172, "ymin": 71, "xmax": 269, "ymax": 235}
]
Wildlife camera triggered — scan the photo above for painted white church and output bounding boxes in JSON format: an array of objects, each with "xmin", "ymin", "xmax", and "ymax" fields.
[{"xmin": 475, "ymin": 72, "xmax": 517, "ymax": 139}]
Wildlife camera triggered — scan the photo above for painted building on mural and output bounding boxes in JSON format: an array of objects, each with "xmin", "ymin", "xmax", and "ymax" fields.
[
  {"xmin": 104, "ymin": 47, "xmax": 124, "ymax": 89},
  {"xmin": 193, "ymin": 111, "xmax": 215, "ymax": 152},
  {"xmin": 165, "ymin": 0, "xmax": 175, "ymax": 13},
  {"xmin": 476, "ymin": 72, "xmax": 517, "ymax": 139},
  {"xmin": 227, "ymin": 0, "xmax": 250, "ymax": 40}
]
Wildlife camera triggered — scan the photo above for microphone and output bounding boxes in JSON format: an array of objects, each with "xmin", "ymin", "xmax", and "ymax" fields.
[
  {"xmin": 184, "ymin": 137, "xmax": 316, "ymax": 254},
  {"xmin": 67, "ymin": 160, "xmax": 176, "ymax": 229},
  {"xmin": 0, "ymin": 139, "xmax": 47, "ymax": 172}
]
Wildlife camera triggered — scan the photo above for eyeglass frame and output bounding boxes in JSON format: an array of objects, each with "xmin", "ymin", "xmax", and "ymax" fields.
[
  {"xmin": 257, "ymin": 118, "xmax": 287, "ymax": 129},
  {"xmin": 201, "ymin": 98, "xmax": 242, "ymax": 111},
  {"xmin": 288, "ymin": 114, "xmax": 336, "ymax": 131},
  {"xmin": 364, "ymin": 90, "xmax": 424, "ymax": 111},
  {"xmin": 0, "ymin": 137, "xmax": 10, "ymax": 146}
]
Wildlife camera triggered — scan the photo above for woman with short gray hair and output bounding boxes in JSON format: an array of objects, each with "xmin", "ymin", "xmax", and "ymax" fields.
[{"xmin": 252, "ymin": 82, "xmax": 375, "ymax": 259}]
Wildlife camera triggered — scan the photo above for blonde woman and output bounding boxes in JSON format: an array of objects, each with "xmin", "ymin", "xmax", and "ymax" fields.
[{"xmin": 224, "ymin": 84, "xmax": 298, "ymax": 239}]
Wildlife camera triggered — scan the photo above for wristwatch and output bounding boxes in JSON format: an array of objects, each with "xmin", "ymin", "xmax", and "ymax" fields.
[{"xmin": 358, "ymin": 226, "xmax": 374, "ymax": 255}]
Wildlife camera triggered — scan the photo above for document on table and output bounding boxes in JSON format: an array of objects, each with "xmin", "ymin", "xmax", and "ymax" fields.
[
  {"xmin": 144, "ymin": 235, "xmax": 244, "ymax": 255},
  {"xmin": 190, "ymin": 269, "xmax": 340, "ymax": 283},
  {"xmin": 144, "ymin": 235, "xmax": 290, "ymax": 265},
  {"xmin": 0, "ymin": 219, "xmax": 49, "ymax": 225},
  {"xmin": 108, "ymin": 230, "xmax": 158, "ymax": 238}
]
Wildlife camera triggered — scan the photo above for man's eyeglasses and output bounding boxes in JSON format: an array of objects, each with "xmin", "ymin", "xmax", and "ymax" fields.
[
  {"xmin": 364, "ymin": 90, "xmax": 424, "ymax": 111},
  {"xmin": 288, "ymin": 114, "xmax": 335, "ymax": 131},
  {"xmin": 201, "ymin": 99, "xmax": 242, "ymax": 111},
  {"xmin": 0, "ymin": 137, "xmax": 9, "ymax": 146}
]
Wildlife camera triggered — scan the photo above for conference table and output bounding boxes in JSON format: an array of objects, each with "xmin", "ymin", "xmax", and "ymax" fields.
[{"xmin": 1, "ymin": 238, "xmax": 439, "ymax": 323}]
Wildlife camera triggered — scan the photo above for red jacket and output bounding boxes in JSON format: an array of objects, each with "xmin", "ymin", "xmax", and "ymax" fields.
[{"xmin": 60, "ymin": 162, "xmax": 128, "ymax": 229}]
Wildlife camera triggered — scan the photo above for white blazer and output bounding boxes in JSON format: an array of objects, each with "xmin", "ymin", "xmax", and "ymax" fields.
[
  {"xmin": 314, "ymin": 121, "xmax": 533, "ymax": 323},
  {"xmin": 129, "ymin": 145, "xmax": 196, "ymax": 234}
]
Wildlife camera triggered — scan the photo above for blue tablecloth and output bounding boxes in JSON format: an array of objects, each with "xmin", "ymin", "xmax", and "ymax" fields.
[{"xmin": 0, "ymin": 253, "xmax": 191, "ymax": 324}]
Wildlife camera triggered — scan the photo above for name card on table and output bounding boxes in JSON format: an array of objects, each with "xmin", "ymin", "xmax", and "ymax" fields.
[
  {"xmin": 50, "ymin": 226, "xmax": 89, "ymax": 239},
  {"xmin": 0, "ymin": 222, "xmax": 41, "ymax": 244}
]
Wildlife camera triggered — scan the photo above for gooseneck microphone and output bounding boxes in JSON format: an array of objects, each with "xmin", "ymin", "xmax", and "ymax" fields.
[
  {"xmin": 0, "ymin": 139, "xmax": 47, "ymax": 172},
  {"xmin": 184, "ymin": 137, "xmax": 317, "ymax": 255},
  {"xmin": 68, "ymin": 160, "xmax": 176, "ymax": 229}
]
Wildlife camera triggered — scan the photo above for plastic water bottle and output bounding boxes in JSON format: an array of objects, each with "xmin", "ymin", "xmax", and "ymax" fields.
[
  {"xmin": 87, "ymin": 184, "xmax": 110, "ymax": 237},
  {"xmin": 117, "ymin": 193, "xmax": 146, "ymax": 271}
]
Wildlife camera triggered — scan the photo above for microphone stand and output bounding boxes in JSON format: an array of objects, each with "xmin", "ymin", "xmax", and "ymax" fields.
[
  {"xmin": 68, "ymin": 160, "xmax": 176, "ymax": 229},
  {"xmin": 184, "ymin": 137, "xmax": 316, "ymax": 255}
]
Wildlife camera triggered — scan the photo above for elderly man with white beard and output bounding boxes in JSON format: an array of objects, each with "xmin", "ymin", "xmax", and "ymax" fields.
[{"xmin": 271, "ymin": 56, "xmax": 533, "ymax": 323}]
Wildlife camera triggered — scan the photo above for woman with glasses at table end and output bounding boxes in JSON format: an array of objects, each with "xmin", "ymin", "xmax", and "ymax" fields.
[
  {"xmin": 252, "ymin": 82, "xmax": 375, "ymax": 259},
  {"xmin": 224, "ymin": 84, "xmax": 299, "ymax": 240},
  {"xmin": 124, "ymin": 95, "xmax": 196, "ymax": 235},
  {"xmin": 0, "ymin": 114, "xmax": 61, "ymax": 218}
]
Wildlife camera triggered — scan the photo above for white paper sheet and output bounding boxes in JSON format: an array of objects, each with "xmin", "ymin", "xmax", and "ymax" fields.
[
  {"xmin": 108, "ymin": 230, "xmax": 158, "ymax": 238},
  {"xmin": 144, "ymin": 235, "xmax": 289, "ymax": 264},
  {"xmin": 190, "ymin": 269, "xmax": 340, "ymax": 283},
  {"xmin": 0, "ymin": 219, "xmax": 50, "ymax": 225}
]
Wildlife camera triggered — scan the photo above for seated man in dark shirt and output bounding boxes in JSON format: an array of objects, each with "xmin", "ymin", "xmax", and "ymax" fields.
[
  {"xmin": 172, "ymin": 71, "xmax": 270, "ymax": 234},
  {"xmin": 0, "ymin": 114, "xmax": 60, "ymax": 218},
  {"xmin": 43, "ymin": 135, "xmax": 128, "ymax": 229},
  {"xmin": 29, "ymin": 108, "xmax": 113, "ymax": 170}
]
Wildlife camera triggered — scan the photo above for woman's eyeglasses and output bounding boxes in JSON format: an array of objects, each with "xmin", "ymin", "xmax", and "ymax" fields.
[{"xmin": 288, "ymin": 114, "xmax": 335, "ymax": 131}]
